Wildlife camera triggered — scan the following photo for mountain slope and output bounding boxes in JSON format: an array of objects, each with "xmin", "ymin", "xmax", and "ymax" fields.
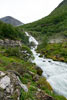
[
  {"xmin": 0, "ymin": 21, "xmax": 29, "ymax": 45},
  {"xmin": 22, "ymin": 0, "xmax": 67, "ymax": 40},
  {"xmin": 0, "ymin": 16, "xmax": 23, "ymax": 26},
  {"xmin": 21, "ymin": 0, "xmax": 67, "ymax": 62},
  {"xmin": 0, "ymin": 18, "xmax": 67, "ymax": 100}
]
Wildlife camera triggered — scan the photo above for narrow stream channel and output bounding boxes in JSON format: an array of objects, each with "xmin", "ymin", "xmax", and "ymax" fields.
[{"xmin": 25, "ymin": 32, "xmax": 67, "ymax": 98}]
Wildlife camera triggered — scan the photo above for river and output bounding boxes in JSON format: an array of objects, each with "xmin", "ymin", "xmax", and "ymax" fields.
[{"xmin": 25, "ymin": 32, "xmax": 67, "ymax": 98}]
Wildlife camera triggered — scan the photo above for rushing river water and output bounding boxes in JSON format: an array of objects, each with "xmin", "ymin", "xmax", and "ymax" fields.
[{"xmin": 25, "ymin": 32, "xmax": 67, "ymax": 98}]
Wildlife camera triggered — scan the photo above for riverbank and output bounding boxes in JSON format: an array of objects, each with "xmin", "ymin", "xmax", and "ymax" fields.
[
  {"xmin": 25, "ymin": 32, "xmax": 67, "ymax": 99},
  {"xmin": 0, "ymin": 46, "xmax": 67, "ymax": 100},
  {"xmin": 37, "ymin": 42, "xmax": 67, "ymax": 63}
]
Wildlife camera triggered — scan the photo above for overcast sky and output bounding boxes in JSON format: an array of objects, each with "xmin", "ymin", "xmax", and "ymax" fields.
[{"xmin": 0, "ymin": 0, "xmax": 63, "ymax": 23}]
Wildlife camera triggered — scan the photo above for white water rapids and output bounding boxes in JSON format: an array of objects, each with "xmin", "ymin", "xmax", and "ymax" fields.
[{"xmin": 25, "ymin": 32, "xmax": 67, "ymax": 98}]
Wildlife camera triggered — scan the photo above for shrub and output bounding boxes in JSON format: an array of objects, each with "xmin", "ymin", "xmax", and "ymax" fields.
[{"xmin": 5, "ymin": 47, "xmax": 20, "ymax": 57}]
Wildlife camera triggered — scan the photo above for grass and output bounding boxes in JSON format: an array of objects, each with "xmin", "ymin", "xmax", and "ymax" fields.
[
  {"xmin": 20, "ymin": 0, "xmax": 67, "ymax": 63},
  {"xmin": 37, "ymin": 42, "xmax": 67, "ymax": 62},
  {"xmin": 0, "ymin": 46, "xmax": 67, "ymax": 100}
]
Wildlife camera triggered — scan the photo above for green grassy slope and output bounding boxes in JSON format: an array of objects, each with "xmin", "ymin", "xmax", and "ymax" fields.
[
  {"xmin": 0, "ymin": 48, "xmax": 67, "ymax": 100},
  {"xmin": 22, "ymin": 0, "xmax": 67, "ymax": 39},
  {"xmin": 21, "ymin": 0, "xmax": 67, "ymax": 62},
  {"xmin": 0, "ymin": 22, "xmax": 66, "ymax": 99}
]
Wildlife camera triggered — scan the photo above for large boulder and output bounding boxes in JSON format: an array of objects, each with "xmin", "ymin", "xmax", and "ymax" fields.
[
  {"xmin": 36, "ymin": 66, "xmax": 43, "ymax": 76},
  {"xmin": 0, "ymin": 71, "xmax": 28, "ymax": 100},
  {"xmin": 0, "ymin": 71, "xmax": 21, "ymax": 100}
]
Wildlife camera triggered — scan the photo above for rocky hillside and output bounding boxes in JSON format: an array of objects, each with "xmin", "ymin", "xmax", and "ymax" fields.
[{"xmin": 0, "ymin": 16, "xmax": 23, "ymax": 26}]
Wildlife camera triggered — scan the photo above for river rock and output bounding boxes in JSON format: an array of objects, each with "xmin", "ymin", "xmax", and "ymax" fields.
[{"xmin": 36, "ymin": 66, "xmax": 43, "ymax": 76}]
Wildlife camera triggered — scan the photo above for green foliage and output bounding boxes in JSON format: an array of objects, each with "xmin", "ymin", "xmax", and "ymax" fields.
[
  {"xmin": 21, "ymin": 0, "xmax": 67, "ymax": 40},
  {"xmin": 4, "ymin": 45, "xmax": 32, "ymax": 61},
  {"xmin": 5, "ymin": 47, "xmax": 20, "ymax": 57},
  {"xmin": 37, "ymin": 42, "xmax": 67, "ymax": 62},
  {"xmin": 0, "ymin": 49, "xmax": 67, "ymax": 100},
  {"xmin": 37, "ymin": 35, "xmax": 48, "ymax": 50},
  {"xmin": 21, "ymin": 0, "xmax": 67, "ymax": 63},
  {"xmin": 21, "ymin": 45, "xmax": 32, "ymax": 55},
  {"xmin": 0, "ymin": 21, "xmax": 29, "ymax": 45},
  {"xmin": 0, "ymin": 67, "xmax": 5, "ymax": 71}
]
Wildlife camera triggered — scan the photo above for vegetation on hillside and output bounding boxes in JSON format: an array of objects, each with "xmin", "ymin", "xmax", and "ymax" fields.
[
  {"xmin": 0, "ymin": 21, "xmax": 29, "ymax": 45},
  {"xmin": 0, "ymin": 46, "xmax": 67, "ymax": 100},
  {"xmin": 0, "ymin": 0, "xmax": 67, "ymax": 99},
  {"xmin": 21, "ymin": 0, "xmax": 67, "ymax": 62},
  {"xmin": 21, "ymin": 0, "xmax": 67, "ymax": 39},
  {"xmin": 37, "ymin": 42, "xmax": 67, "ymax": 62},
  {"xmin": 0, "ymin": 20, "xmax": 66, "ymax": 100}
]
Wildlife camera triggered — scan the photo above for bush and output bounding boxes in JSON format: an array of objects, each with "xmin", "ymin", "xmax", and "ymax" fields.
[
  {"xmin": 0, "ymin": 21, "xmax": 29, "ymax": 45},
  {"xmin": 5, "ymin": 47, "xmax": 20, "ymax": 57}
]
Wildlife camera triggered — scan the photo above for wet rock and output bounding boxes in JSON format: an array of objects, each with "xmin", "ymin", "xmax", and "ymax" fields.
[
  {"xmin": 43, "ymin": 60, "xmax": 46, "ymax": 62},
  {"xmin": 36, "ymin": 66, "xmax": 43, "ymax": 76},
  {"xmin": 48, "ymin": 61, "xmax": 51, "ymax": 63}
]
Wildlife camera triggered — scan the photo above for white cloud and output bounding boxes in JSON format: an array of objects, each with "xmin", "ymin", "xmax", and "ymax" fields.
[{"xmin": 0, "ymin": 0, "xmax": 63, "ymax": 23}]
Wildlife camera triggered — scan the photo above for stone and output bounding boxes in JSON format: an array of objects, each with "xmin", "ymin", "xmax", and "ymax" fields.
[
  {"xmin": 0, "ymin": 39, "xmax": 4, "ymax": 46},
  {"xmin": 17, "ymin": 76, "xmax": 28, "ymax": 92},
  {"xmin": 43, "ymin": 60, "xmax": 46, "ymax": 62},
  {"xmin": 36, "ymin": 66, "xmax": 43, "ymax": 76},
  {"xmin": 0, "ymin": 71, "xmax": 21, "ymax": 100},
  {"xmin": 0, "ymin": 71, "xmax": 5, "ymax": 77},
  {"xmin": 48, "ymin": 61, "xmax": 51, "ymax": 63},
  {"xmin": 0, "ymin": 76, "xmax": 10, "ymax": 89}
]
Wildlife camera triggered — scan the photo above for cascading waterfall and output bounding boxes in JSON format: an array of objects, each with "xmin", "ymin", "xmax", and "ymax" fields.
[{"xmin": 25, "ymin": 32, "xmax": 67, "ymax": 98}]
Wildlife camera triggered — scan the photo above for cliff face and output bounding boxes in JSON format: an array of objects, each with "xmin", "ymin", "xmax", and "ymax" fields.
[
  {"xmin": 0, "ymin": 16, "xmax": 24, "ymax": 26},
  {"xmin": 0, "ymin": 39, "xmax": 22, "ymax": 47}
]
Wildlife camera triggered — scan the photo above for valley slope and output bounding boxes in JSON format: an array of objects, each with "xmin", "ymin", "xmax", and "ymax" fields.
[
  {"xmin": 21, "ymin": 0, "xmax": 67, "ymax": 62},
  {"xmin": 0, "ymin": 19, "xmax": 67, "ymax": 100}
]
